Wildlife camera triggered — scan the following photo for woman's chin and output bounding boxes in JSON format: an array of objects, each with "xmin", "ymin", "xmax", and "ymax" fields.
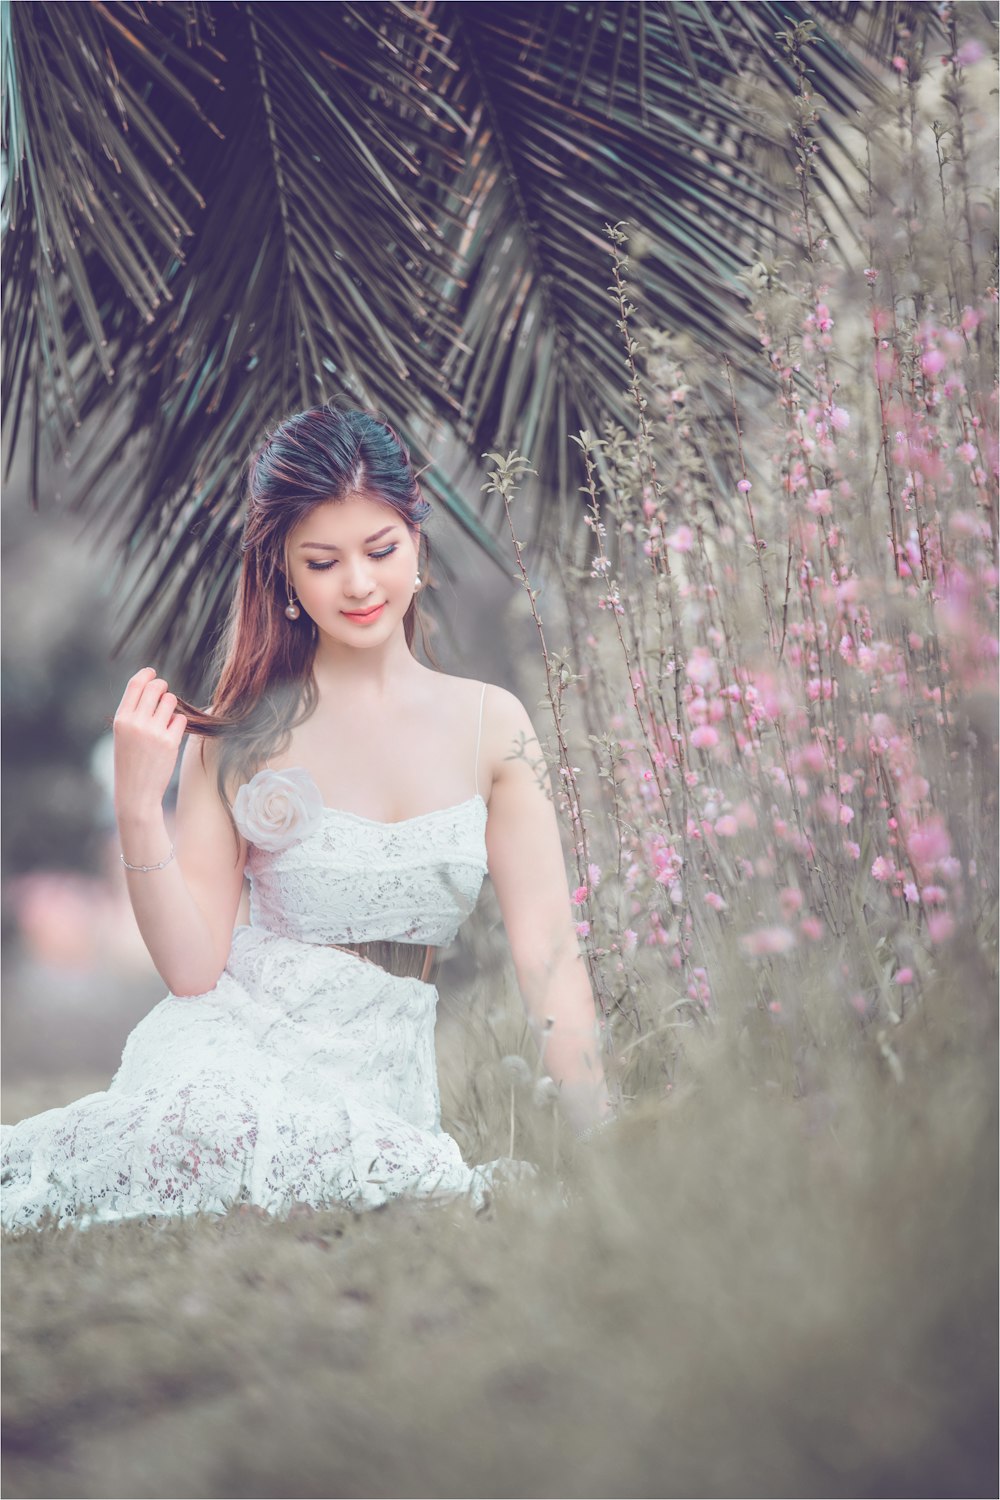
[{"xmin": 316, "ymin": 613, "xmax": 403, "ymax": 649}]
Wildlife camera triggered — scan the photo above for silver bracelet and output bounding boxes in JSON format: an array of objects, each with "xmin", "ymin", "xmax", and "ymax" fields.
[
  {"xmin": 575, "ymin": 1116, "xmax": 616, "ymax": 1144},
  {"xmin": 121, "ymin": 844, "xmax": 176, "ymax": 873}
]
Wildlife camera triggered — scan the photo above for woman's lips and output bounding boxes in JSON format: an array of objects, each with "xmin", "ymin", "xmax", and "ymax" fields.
[{"xmin": 341, "ymin": 603, "xmax": 386, "ymax": 622}]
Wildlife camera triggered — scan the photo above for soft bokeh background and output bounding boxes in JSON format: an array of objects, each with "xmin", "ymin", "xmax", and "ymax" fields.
[{"xmin": 2, "ymin": 7, "xmax": 997, "ymax": 1500}]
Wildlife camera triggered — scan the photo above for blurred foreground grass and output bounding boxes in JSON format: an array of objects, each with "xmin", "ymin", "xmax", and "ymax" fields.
[{"xmin": 3, "ymin": 961, "xmax": 995, "ymax": 1500}]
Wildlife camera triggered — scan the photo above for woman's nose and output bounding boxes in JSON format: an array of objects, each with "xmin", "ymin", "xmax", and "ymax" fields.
[{"xmin": 342, "ymin": 558, "xmax": 376, "ymax": 599}]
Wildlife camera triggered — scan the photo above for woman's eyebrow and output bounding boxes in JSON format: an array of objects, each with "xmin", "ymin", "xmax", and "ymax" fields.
[{"xmin": 298, "ymin": 525, "xmax": 398, "ymax": 550}]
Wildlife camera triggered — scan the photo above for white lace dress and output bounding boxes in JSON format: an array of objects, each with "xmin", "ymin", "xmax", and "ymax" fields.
[{"xmin": 1, "ymin": 706, "xmax": 536, "ymax": 1232}]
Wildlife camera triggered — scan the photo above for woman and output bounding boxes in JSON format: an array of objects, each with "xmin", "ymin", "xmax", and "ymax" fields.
[{"xmin": 1, "ymin": 403, "xmax": 613, "ymax": 1232}]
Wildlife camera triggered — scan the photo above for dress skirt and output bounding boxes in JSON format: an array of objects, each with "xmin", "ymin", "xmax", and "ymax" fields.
[{"xmin": 1, "ymin": 927, "xmax": 533, "ymax": 1233}]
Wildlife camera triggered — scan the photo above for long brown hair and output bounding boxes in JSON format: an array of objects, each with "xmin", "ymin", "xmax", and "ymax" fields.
[{"xmin": 181, "ymin": 400, "xmax": 435, "ymax": 801}]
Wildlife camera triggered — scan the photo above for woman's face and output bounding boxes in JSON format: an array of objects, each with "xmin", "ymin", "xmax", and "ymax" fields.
[{"xmin": 284, "ymin": 492, "xmax": 420, "ymax": 648}]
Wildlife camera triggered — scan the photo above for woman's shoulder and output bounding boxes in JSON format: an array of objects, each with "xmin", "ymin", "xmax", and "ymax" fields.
[
  {"xmin": 429, "ymin": 672, "xmax": 533, "ymax": 727},
  {"xmin": 482, "ymin": 681, "xmax": 535, "ymax": 732}
]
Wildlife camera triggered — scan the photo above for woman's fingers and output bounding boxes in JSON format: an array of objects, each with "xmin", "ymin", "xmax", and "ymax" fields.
[
  {"xmin": 152, "ymin": 689, "xmax": 178, "ymax": 727},
  {"xmin": 113, "ymin": 671, "xmax": 187, "ymax": 818},
  {"xmin": 115, "ymin": 666, "xmax": 158, "ymax": 718},
  {"xmin": 116, "ymin": 670, "xmax": 172, "ymax": 725},
  {"xmin": 136, "ymin": 677, "xmax": 169, "ymax": 715}
]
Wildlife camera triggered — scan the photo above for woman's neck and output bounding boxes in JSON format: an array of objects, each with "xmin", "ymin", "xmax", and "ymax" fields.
[{"xmin": 310, "ymin": 627, "xmax": 424, "ymax": 700}]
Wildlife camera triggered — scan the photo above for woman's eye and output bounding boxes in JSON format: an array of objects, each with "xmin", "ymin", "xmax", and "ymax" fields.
[{"xmin": 304, "ymin": 545, "xmax": 397, "ymax": 572}]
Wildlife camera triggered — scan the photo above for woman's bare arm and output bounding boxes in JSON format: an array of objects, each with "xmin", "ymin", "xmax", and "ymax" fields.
[
  {"xmin": 114, "ymin": 667, "xmax": 246, "ymax": 996},
  {"xmin": 482, "ymin": 685, "xmax": 614, "ymax": 1135}
]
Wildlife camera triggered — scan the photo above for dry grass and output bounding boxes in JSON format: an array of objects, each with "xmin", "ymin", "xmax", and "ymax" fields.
[{"xmin": 3, "ymin": 954, "xmax": 995, "ymax": 1500}]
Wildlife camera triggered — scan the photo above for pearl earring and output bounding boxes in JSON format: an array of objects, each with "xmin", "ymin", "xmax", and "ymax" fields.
[
  {"xmin": 413, "ymin": 573, "xmax": 422, "ymax": 591},
  {"xmin": 284, "ymin": 585, "xmax": 301, "ymax": 621}
]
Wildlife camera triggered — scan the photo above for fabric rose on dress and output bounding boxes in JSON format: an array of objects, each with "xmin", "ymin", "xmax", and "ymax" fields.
[{"xmin": 232, "ymin": 767, "xmax": 324, "ymax": 852}]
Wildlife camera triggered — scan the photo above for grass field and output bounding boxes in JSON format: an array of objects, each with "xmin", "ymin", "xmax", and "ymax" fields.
[{"xmin": 3, "ymin": 955, "xmax": 995, "ymax": 1500}]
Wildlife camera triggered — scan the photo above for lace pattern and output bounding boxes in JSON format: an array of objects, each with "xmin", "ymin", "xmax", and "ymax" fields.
[{"xmin": 245, "ymin": 793, "xmax": 489, "ymax": 945}]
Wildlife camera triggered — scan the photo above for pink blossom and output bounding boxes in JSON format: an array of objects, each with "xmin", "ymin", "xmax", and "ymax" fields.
[
  {"xmin": 575, "ymin": 921, "xmax": 591, "ymax": 939},
  {"xmin": 686, "ymin": 649, "xmax": 717, "ymax": 687},
  {"xmin": 571, "ymin": 885, "xmax": 589, "ymax": 906},
  {"xmin": 734, "ymin": 801, "xmax": 758, "ymax": 830},
  {"xmin": 921, "ymin": 885, "xmax": 947, "ymax": 906},
  {"xmin": 907, "ymin": 818, "xmax": 951, "ymax": 875},
  {"xmin": 817, "ymin": 792, "xmax": 840, "ymax": 824},
  {"xmin": 779, "ymin": 887, "xmax": 803, "ymax": 918},
  {"xmin": 806, "ymin": 677, "xmax": 836, "ymax": 702},
  {"xmin": 956, "ymin": 442, "xmax": 977, "ymax": 463},
  {"xmin": 737, "ymin": 478, "xmax": 752, "ymax": 494},
  {"xmin": 714, "ymin": 815, "xmax": 739, "ymax": 838},
  {"xmin": 587, "ymin": 863, "xmax": 603, "ymax": 890},
  {"xmin": 797, "ymin": 743, "xmax": 827, "ymax": 774},
  {"xmin": 830, "ymin": 406, "xmax": 851, "ymax": 432},
  {"xmin": 871, "ymin": 856, "xmax": 894, "ymax": 882},
  {"xmin": 894, "ymin": 967, "xmax": 914, "ymax": 985},
  {"xmin": 920, "ymin": 349, "xmax": 947, "ymax": 377},
  {"xmin": 955, "ymin": 38, "xmax": 986, "ymax": 66},
  {"xmin": 704, "ymin": 891, "xmax": 727, "ymax": 912},
  {"xmin": 667, "ymin": 525, "xmax": 694, "ymax": 553},
  {"xmin": 806, "ymin": 488, "xmax": 832, "ymax": 515},
  {"xmin": 960, "ymin": 305, "xmax": 982, "ymax": 334},
  {"xmin": 740, "ymin": 925, "xmax": 797, "ymax": 957},
  {"xmin": 799, "ymin": 915, "xmax": 824, "ymax": 941},
  {"xmin": 844, "ymin": 841, "xmax": 861, "ymax": 860},
  {"xmin": 904, "ymin": 882, "xmax": 919, "ymax": 903},
  {"xmin": 690, "ymin": 725, "xmax": 719, "ymax": 751},
  {"xmin": 927, "ymin": 912, "xmax": 956, "ymax": 943}
]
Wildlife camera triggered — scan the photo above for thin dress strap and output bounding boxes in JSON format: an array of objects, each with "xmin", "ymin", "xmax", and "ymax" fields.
[{"xmin": 474, "ymin": 682, "xmax": 487, "ymax": 799}]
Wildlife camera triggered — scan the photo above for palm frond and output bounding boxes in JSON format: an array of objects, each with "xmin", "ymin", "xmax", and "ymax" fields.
[
  {"xmin": 1, "ymin": 0, "xmax": 222, "ymax": 473},
  {"xmin": 69, "ymin": 1, "xmax": 508, "ymax": 680},
  {"xmin": 1, "ymin": 0, "xmax": 940, "ymax": 671},
  {"xmin": 413, "ymin": 1, "xmax": 893, "ymax": 529}
]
